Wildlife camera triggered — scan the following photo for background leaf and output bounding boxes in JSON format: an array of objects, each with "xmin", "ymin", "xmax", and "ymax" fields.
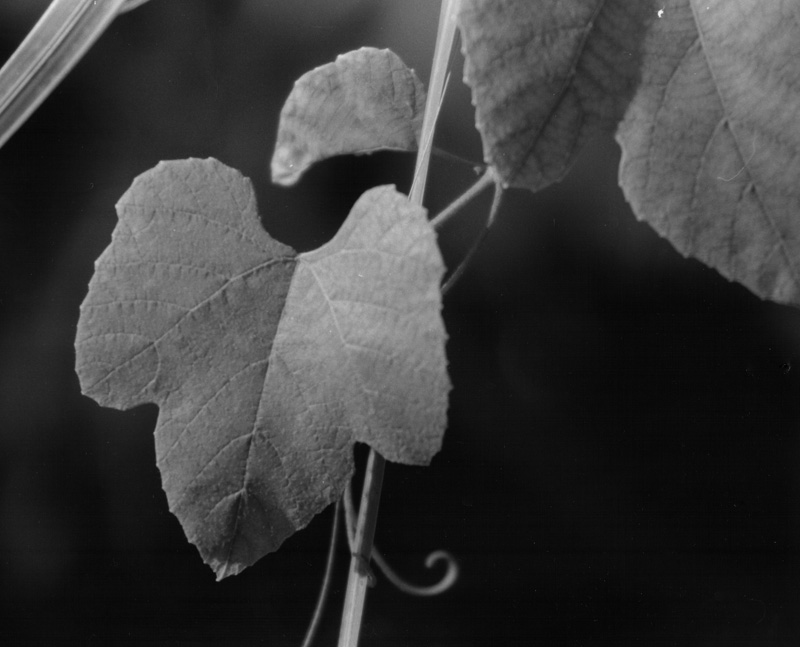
[
  {"xmin": 75, "ymin": 157, "xmax": 448, "ymax": 579},
  {"xmin": 617, "ymin": 1, "xmax": 800, "ymax": 304},
  {"xmin": 459, "ymin": 0, "xmax": 800, "ymax": 306},
  {"xmin": 270, "ymin": 47, "xmax": 426, "ymax": 186},
  {"xmin": 459, "ymin": 0, "xmax": 651, "ymax": 190}
]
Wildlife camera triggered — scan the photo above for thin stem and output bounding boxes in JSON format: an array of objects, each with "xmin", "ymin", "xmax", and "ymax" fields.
[
  {"xmin": 343, "ymin": 481, "xmax": 357, "ymax": 550},
  {"xmin": 410, "ymin": 71, "xmax": 451, "ymax": 200},
  {"xmin": 409, "ymin": 0, "xmax": 459, "ymax": 205},
  {"xmin": 300, "ymin": 500, "xmax": 341, "ymax": 647},
  {"xmin": 431, "ymin": 146, "xmax": 485, "ymax": 173},
  {"xmin": 430, "ymin": 169, "xmax": 495, "ymax": 231},
  {"xmin": 442, "ymin": 180, "xmax": 504, "ymax": 295}
]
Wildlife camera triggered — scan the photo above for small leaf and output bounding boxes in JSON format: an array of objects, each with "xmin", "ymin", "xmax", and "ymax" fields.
[
  {"xmin": 270, "ymin": 47, "xmax": 426, "ymax": 186},
  {"xmin": 75, "ymin": 158, "xmax": 449, "ymax": 579},
  {"xmin": 459, "ymin": 0, "xmax": 800, "ymax": 306}
]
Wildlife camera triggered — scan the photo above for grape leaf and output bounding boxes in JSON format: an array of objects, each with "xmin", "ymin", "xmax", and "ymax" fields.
[
  {"xmin": 459, "ymin": 0, "xmax": 800, "ymax": 306},
  {"xmin": 75, "ymin": 158, "xmax": 449, "ymax": 579},
  {"xmin": 270, "ymin": 47, "xmax": 426, "ymax": 186}
]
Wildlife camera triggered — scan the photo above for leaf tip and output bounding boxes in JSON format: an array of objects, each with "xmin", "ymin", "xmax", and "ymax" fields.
[
  {"xmin": 211, "ymin": 559, "xmax": 243, "ymax": 582},
  {"xmin": 270, "ymin": 142, "xmax": 306, "ymax": 187}
]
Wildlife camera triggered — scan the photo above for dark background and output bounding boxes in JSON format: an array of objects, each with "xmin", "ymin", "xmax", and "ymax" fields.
[{"xmin": 1, "ymin": 1, "xmax": 799, "ymax": 645}]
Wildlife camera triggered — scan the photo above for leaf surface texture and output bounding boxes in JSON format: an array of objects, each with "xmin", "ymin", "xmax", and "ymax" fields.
[
  {"xmin": 75, "ymin": 158, "xmax": 449, "ymax": 579},
  {"xmin": 459, "ymin": 0, "xmax": 800, "ymax": 305},
  {"xmin": 271, "ymin": 47, "xmax": 426, "ymax": 186}
]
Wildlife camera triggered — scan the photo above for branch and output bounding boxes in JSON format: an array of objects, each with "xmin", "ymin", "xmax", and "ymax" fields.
[{"xmin": 0, "ymin": 0, "xmax": 135, "ymax": 150}]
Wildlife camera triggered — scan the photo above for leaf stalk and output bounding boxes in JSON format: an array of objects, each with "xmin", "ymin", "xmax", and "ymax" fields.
[
  {"xmin": 430, "ymin": 168, "xmax": 495, "ymax": 231},
  {"xmin": 442, "ymin": 177, "xmax": 504, "ymax": 295},
  {"xmin": 300, "ymin": 500, "xmax": 341, "ymax": 647}
]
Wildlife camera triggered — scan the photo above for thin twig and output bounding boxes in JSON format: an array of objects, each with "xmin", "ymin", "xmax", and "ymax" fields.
[
  {"xmin": 431, "ymin": 146, "xmax": 485, "ymax": 173},
  {"xmin": 343, "ymin": 481, "xmax": 357, "ymax": 550},
  {"xmin": 300, "ymin": 500, "xmax": 341, "ymax": 647},
  {"xmin": 430, "ymin": 169, "xmax": 495, "ymax": 231},
  {"xmin": 410, "ymin": 71, "xmax": 451, "ymax": 201},
  {"xmin": 441, "ymin": 180, "xmax": 504, "ymax": 295},
  {"xmin": 409, "ymin": 0, "xmax": 459, "ymax": 205}
]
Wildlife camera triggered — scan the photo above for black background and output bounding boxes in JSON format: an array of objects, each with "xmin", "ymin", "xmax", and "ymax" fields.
[{"xmin": 1, "ymin": 1, "xmax": 799, "ymax": 645}]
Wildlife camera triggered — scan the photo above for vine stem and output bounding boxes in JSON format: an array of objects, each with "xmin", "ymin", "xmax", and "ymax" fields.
[
  {"xmin": 430, "ymin": 169, "xmax": 494, "ymax": 231},
  {"xmin": 300, "ymin": 501, "xmax": 341, "ymax": 647},
  {"xmin": 337, "ymin": 452, "xmax": 385, "ymax": 647},
  {"xmin": 343, "ymin": 481, "xmax": 460, "ymax": 597},
  {"xmin": 441, "ymin": 176, "xmax": 503, "ymax": 295},
  {"xmin": 337, "ymin": 2, "xmax": 460, "ymax": 646},
  {"xmin": 0, "ymin": 0, "xmax": 137, "ymax": 150}
]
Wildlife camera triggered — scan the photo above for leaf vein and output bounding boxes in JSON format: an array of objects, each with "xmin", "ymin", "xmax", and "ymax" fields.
[
  {"xmin": 123, "ymin": 203, "xmax": 268, "ymax": 253},
  {"xmin": 689, "ymin": 0, "xmax": 800, "ymax": 291},
  {"xmin": 83, "ymin": 298, "xmax": 191, "ymax": 312},
  {"xmin": 159, "ymin": 359, "xmax": 270, "ymax": 467},
  {"xmin": 509, "ymin": 0, "xmax": 607, "ymax": 184},
  {"xmin": 85, "ymin": 257, "xmax": 295, "ymax": 395}
]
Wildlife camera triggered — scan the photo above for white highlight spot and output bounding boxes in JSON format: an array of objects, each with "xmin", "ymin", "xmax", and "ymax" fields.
[{"xmin": 657, "ymin": 8, "xmax": 664, "ymax": 18}]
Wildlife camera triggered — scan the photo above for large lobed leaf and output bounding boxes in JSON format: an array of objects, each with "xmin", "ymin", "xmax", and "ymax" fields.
[
  {"xmin": 75, "ymin": 158, "xmax": 449, "ymax": 579},
  {"xmin": 459, "ymin": 0, "xmax": 800, "ymax": 306}
]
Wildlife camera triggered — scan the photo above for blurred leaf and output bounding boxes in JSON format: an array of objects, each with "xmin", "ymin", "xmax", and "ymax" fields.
[
  {"xmin": 271, "ymin": 47, "xmax": 426, "ymax": 186},
  {"xmin": 459, "ymin": 0, "xmax": 649, "ymax": 190},
  {"xmin": 459, "ymin": 0, "xmax": 800, "ymax": 306},
  {"xmin": 75, "ymin": 158, "xmax": 449, "ymax": 579}
]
